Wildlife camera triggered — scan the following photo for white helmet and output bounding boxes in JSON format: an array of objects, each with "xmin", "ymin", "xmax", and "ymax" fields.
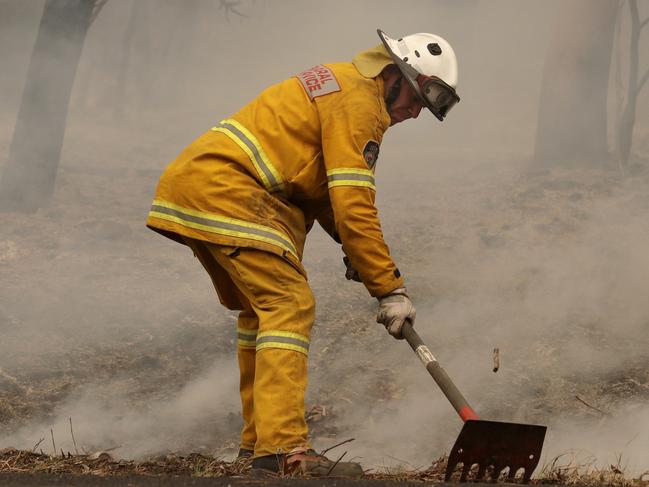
[{"xmin": 378, "ymin": 29, "xmax": 460, "ymax": 121}]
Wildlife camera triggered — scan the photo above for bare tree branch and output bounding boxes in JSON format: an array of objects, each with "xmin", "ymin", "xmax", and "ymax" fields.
[
  {"xmin": 89, "ymin": 0, "xmax": 109, "ymax": 27},
  {"xmin": 638, "ymin": 66, "xmax": 649, "ymax": 93},
  {"xmin": 631, "ymin": 0, "xmax": 649, "ymax": 94},
  {"xmin": 630, "ymin": 0, "xmax": 639, "ymax": 25},
  {"xmin": 219, "ymin": 0, "xmax": 249, "ymax": 22}
]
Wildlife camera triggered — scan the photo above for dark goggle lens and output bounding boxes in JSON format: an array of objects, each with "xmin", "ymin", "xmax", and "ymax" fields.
[{"xmin": 420, "ymin": 77, "xmax": 460, "ymax": 119}]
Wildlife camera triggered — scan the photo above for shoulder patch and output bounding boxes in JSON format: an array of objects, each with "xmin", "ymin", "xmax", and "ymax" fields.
[
  {"xmin": 362, "ymin": 140, "xmax": 380, "ymax": 170},
  {"xmin": 295, "ymin": 65, "xmax": 341, "ymax": 100}
]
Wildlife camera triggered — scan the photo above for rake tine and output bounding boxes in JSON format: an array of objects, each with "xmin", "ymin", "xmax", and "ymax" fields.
[
  {"xmin": 492, "ymin": 464, "xmax": 503, "ymax": 482},
  {"xmin": 444, "ymin": 462, "xmax": 454, "ymax": 482},
  {"xmin": 523, "ymin": 467, "xmax": 532, "ymax": 483},
  {"xmin": 476, "ymin": 462, "xmax": 487, "ymax": 480},
  {"xmin": 460, "ymin": 463, "xmax": 470, "ymax": 482},
  {"xmin": 515, "ymin": 467, "xmax": 525, "ymax": 481}
]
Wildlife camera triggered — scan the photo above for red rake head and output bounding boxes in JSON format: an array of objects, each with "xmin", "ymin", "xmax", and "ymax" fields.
[{"xmin": 445, "ymin": 419, "xmax": 547, "ymax": 483}]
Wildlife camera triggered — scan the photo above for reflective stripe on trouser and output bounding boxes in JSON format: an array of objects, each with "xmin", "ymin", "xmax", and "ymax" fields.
[
  {"xmin": 183, "ymin": 238, "xmax": 315, "ymax": 457},
  {"xmin": 237, "ymin": 306, "xmax": 258, "ymax": 451}
]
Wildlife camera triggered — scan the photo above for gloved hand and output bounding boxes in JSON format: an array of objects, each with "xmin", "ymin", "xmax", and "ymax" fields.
[
  {"xmin": 343, "ymin": 255, "xmax": 362, "ymax": 282},
  {"xmin": 376, "ymin": 287, "xmax": 416, "ymax": 339}
]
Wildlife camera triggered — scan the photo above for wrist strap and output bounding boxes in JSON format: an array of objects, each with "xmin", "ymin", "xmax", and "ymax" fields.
[{"xmin": 381, "ymin": 287, "xmax": 409, "ymax": 299}]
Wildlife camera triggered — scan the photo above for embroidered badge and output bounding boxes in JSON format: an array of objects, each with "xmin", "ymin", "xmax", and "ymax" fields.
[
  {"xmin": 362, "ymin": 140, "xmax": 380, "ymax": 170},
  {"xmin": 295, "ymin": 65, "xmax": 341, "ymax": 100}
]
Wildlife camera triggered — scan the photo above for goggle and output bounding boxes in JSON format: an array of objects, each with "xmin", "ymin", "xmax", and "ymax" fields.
[{"xmin": 416, "ymin": 75, "xmax": 460, "ymax": 121}]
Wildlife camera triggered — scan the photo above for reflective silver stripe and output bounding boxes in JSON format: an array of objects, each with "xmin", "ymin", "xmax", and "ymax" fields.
[
  {"xmin": 215, "ymin": 122, "xmax": 283, "ymax": 194},
  {"xmin": 257, "ymin": 335, "xmax": 310, "ymax": 350},
  {"xmin": 237, "ymin": 329, "xmax": 257, "ymax": 348},
  {"xmin": 238, "ymin": 329, "xmax": 257, "ymax": 337},
  {"xmin": 150, "ymin": 204, "xmax": 297, "ymax": 256},
  {"xmin": 327, "ymin": 173, "xmax": 375, "ymax": 184},
  {"xmin": 256, "ymin": 335, "xmax": 310, "ymax": 354}
]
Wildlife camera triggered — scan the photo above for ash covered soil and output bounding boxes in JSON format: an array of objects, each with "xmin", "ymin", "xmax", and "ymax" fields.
[{"xmin": 1, "ymin": 120, "xmax": 649, "ymax": 481}]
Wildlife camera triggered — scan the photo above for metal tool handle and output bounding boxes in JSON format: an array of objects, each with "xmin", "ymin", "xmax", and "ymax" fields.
[{"xmin": 401, "ymin": 320, "xmax": 479, "ymax": 422}]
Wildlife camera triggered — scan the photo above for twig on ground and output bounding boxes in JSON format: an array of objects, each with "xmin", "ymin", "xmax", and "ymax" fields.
[
  {"xmin": 31, "ymin": 438, "xmax": 44, "ymax": 453},
  {"xmin": 325, "ymin": 451, "xmax": 347, "ymax": 476},
  {"xmin": 69, "ymin": 417, "xmax": 79, "ymax": 455},
  {"xmin": 365, "ymin": 455, "xmax": 447, "ymax": 482},
  {"xmin": 384, "ymin": 454, "xmax": 422, "ymax": 471},
  {"xmin": 50, "ymin": 428, "xmax": 56, "ymax": 457},
  {"xmin": 320, "ymin": 437, "xmax": 354, "ymax": 456},
  {"xmin": 575, "ymin": 395, "xmax": 612, "ymax": 417},
  {"xmin": 493, "ymin": 347, "xmax": 500, "ymax": 372}
]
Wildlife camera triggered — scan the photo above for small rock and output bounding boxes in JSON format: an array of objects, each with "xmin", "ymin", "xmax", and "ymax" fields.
[{"xmin": 88, "ymin": 451, "xmax": 113, "ymax": 461}]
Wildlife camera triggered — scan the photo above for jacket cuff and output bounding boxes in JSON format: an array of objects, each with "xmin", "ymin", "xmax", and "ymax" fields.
[{"xmin": 368, "ymin": 276, "xmax": 405, "ymax": 299}]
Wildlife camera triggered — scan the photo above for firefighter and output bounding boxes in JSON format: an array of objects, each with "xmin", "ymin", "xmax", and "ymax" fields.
[{"xmin": 147, "ymin": 29, "xmax": 460, "ymax": 477}]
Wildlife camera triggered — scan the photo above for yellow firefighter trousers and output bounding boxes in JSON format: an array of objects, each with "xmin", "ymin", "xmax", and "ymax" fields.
[{"xmin": 183, "ymin": 238, "xmax": 315, "ymax": 457}]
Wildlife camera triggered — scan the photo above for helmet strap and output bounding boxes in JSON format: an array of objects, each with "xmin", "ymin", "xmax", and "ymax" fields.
[{"xmin": 385, "ymin": 76, "xmax": 402, "ymax": 113}]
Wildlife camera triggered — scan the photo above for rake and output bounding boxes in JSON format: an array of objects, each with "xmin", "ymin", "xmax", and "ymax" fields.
[{"xmin": 402, "ymin": 321, "xmax": 547, "ymax": 482}]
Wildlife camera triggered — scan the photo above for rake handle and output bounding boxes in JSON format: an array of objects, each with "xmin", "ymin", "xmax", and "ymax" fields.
[{"xmin": 401, "ymin": 320, "xmax": 479, "ymax": 422}]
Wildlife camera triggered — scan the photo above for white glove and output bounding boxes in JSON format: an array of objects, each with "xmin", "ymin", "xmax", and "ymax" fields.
[{"xmin": 376, "ymin": 287, "xmax": 416, "ymax": 339}]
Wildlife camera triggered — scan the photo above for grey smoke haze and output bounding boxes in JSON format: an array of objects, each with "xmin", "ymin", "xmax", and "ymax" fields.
[
  {"xmin": 1, "ymin": 0, "xmax": 649, "ymax": 475},
  {"xmin": 5, "ymin": 359, "xmax": 241, "ymax": 458}
]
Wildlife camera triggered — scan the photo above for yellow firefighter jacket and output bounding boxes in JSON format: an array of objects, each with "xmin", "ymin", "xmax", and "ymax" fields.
[{"xmin": 147, "ymin": 61, "xmax": 403, "ymax": 297}]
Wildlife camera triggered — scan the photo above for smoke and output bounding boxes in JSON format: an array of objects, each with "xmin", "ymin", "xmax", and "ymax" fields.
[
  {"xmin": 3, "ymin": 359, "xmax": 242, "ymax": 459},
  {"xmin": 545, "ymin": 403, "xmax": 649, "ymax": 477},
  {"xmin": 304, "ymin": 159, "xmax": 649, "ymax": 472},
  {"xmin": 1, "ymin": 0, "xmax": 649, "ymax": 475}
]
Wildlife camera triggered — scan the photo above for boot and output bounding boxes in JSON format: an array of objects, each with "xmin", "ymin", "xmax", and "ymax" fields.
[
  {"xmin": 237, "ymin": 448, "xmax": 253, "ymax": 459},
  {"xmin": 250, "ymin": 446, "xmax": 363, "ymax": 478}
]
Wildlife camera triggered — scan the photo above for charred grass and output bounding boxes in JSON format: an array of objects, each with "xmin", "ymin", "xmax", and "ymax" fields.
[
  {"xmin": 0, "ymin": 448, "xmax": 249, "ymax": 477},
  {"xmin": 2, "ymin": 447, "xmax": 649, "ymax": 485}
]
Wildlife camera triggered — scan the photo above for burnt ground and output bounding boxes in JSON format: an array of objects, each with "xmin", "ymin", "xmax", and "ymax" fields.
[
  {"xmin": 1, "ymin": 446, "xmax": 647, "ymax": 486},
  {"xmin": 1, "ymin": 119, "xmax": 649, "ymax": 480},
  {"xmin": 0, "ymin": 475, "xmax": 515, "ymax": 487}
]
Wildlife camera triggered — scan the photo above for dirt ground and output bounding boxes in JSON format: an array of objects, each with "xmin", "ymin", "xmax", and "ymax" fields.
[
  {"xmin": 0, "ymin": 473, "xmax": 489, "ymax": 487},
  {"xmin": 1, "ymin": 117, "xmax": 649, "ymax": 480},
  {"xmin": 2, "ymin": 445, "xmax": 647, "ymax": 486}
]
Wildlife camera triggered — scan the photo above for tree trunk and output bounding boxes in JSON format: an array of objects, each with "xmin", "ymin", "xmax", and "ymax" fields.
[
  {"xmin": 0, "ymin": 0, "xmax": 94, "ymax": 212},
  {"xmin": 616, "ymin": 0, "xmax": 648, "ymax": 169},
  {"xmin": 533, "ymin": 0, "xmax": 619, "ymax": 168}
]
